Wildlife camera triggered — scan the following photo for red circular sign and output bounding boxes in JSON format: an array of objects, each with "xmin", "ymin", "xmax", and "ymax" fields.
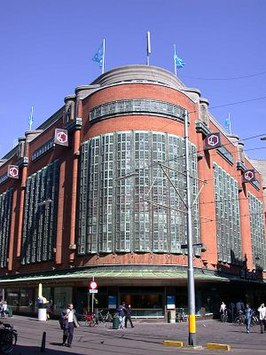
[{"xmin": 89, "ymin": 281, "xmax": 98, "ymax": 290}]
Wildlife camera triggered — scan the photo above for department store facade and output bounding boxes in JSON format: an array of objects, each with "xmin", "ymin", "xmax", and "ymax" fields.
[{"xmin": 0, "ymin": 65, "xmax": 265, "ymax": 319}]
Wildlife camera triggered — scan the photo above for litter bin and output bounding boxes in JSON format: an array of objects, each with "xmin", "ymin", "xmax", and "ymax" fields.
[
  {"xmin": 112, "ymin": 315, "xmax": 119, "ymax": 329},
  {"xmin": 38, "ymin": 304, "xmax": 47, "ymax": 321},
  {"xmin": 7, "ymin": 307, "xmax": 13, "ymax": 317}
]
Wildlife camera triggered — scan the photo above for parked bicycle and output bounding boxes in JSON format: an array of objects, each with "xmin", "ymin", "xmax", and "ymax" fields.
[
  {"xmin": 176, "ymin": 308, "xmax": 187, "ymax": 322},
  {"xmin": 97, "ymin": 309, "xmax": 113, "ymax": 323},
  {"xmin": 77, "ymin": 312, "xmax": 96, "ymax": 327},
  {"xmin": 251, "ymin": 311, "xmax": 260, "ymax": 326},
  {"xmin": 220, "ymin": 309, "xmax": 228, "ymax": 323},
  {"xmin": 233, "ymin": 310, "xmax": 245, "ymax": 325},
  {"xmin": 0, "ymin": 321, "xmax": 17, "ymax": 354}
]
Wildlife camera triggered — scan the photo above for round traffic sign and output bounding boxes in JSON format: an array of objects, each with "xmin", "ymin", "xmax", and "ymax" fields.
[{"xmin": 89, "ymin": 281, "xmax": 98, "ymax": 290}]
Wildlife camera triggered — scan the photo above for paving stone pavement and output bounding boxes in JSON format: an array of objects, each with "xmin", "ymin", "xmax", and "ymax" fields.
[{"xmin": 2, "ymin": 315, "xmax": 266, "ymax": 354}]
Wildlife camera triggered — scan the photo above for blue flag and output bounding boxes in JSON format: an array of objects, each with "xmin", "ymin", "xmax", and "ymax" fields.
[
  {"xmin": 92, "ymin": 41, "xmax": 104, "ymax": 69},
  {"xmin": 174, "ymin": 52, "xmax": 185, "ymax": 69},
  {"xmin": 224, "ymin": 115, "xmax": 232, "ymax": 134},
  {"xmin": 29, "ymin": 106, "xmax": 34, "ymax": 130},
  {"xmin": 173, "ymin": 44, "xmax": 185, "ymax": 71}
]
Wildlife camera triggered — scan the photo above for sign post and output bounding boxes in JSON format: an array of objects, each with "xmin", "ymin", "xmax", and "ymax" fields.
[{"xmin": 89, "ymin": 278, "xmax": 98, "ymax": 314}]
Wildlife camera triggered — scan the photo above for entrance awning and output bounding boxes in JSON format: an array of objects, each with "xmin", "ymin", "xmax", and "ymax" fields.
[{"xmin": 0, "ymin": 266, "xmax": 230, "ymax": 286}]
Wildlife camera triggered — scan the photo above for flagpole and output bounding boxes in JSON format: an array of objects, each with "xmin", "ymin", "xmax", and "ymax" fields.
[
  {"xmin": 146, "ymin": 31, "xmax": 151, "ymax": 65},
  {"xmin": 102, "ymin": 38, "xmax": 106, "ymax": 74},
  {"xmin": 173, "ymin": 44, "xmax": 177, "ymax": 76}
]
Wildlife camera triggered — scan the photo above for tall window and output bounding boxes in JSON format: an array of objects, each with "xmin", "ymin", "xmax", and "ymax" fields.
[
  {"xmin": 213, "ymin": 164, "xmax": 242, "ymax": 264},
  {"xmin": 0, "ymin": 189, "xmax": 13, "ymax": 268},
  {"xmin": 248, "ymin": 193, "xmax": 266, "ymax": 271},
  {"xmin": 78, "ymin": 131, "xmax": 200, "ymax": 254},
  {"xmin": 21, "ymin": 161, "xmax": 59, "ymax": 264}
]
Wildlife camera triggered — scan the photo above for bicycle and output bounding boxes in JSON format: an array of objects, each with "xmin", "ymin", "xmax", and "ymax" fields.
[
  {"xmin": 251, "ymin": 312, "xmax": 259, "ymax": 326},
  {"xmin": 220, "ymin": 309, "xmax": 228, "ymax": 323},
  {"xmin": 78, "ymin": 313, "xmax": 96, "ymax": 327},
  {"xmin": 98, "ymin": 309, "xmax": 113, "ymax": 323},
  {"xmin": 176, "ymin": 308, "xmax": 187, "ymax": 323},
  {"xmin": 95, "ymin": 309, "xmax": 113, "ymax": 325},
  {"xmin": 233, "ymin": 311, "xmax": 245, "ymax": 325},
  {"xmin": 0, "ymin": 322, "xmax": 17, "ymax": 354},
  {"xmin": 103, "ymin": 310, "xmax": 113, "ymax": 322}
]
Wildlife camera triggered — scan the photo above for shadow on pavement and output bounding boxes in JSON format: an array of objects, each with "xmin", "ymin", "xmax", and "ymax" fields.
[{"xmin": 12, "ymin": 343, "xmax": 79, "ymax": 354}]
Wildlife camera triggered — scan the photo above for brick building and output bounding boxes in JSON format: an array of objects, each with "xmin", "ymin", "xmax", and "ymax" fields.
[{"xmin": 0, "ymin": 65, "xmax": 265, "ymax": 318}]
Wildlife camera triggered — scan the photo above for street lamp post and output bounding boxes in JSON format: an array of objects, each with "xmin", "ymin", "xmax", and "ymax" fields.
[{"xmin": 184, "ymin": 110, "xmax": 196, "ymax": 346}]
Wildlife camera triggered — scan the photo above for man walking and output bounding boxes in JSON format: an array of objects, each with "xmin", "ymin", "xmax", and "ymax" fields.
[
  {"xmin": 62, "ymin": 303, "xmax": 77, "ymax": 348},
  {"xmin": 244, "ymin": 303, "xmax": 253, "ymax": 334},
  {"xmin": 257, "ymin": 303, "xmax": 266, "ymax": 334},
  {"xmin": 125, "ymin": 304, "xmax": 134, "ymax": 328}
]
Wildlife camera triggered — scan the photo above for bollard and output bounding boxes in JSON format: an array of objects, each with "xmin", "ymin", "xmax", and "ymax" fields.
[{"xmin": 40, "ymin": 331, "xmax": 46, "ymax": 352}]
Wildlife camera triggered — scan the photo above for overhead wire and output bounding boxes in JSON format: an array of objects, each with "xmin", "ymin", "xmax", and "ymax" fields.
[
  {"xmin": 181, "ymin": 70, "xmax": 266, "ymax": 81},
  {"xmin": 115, "ymin": 129, "xmax": 266, "ymax": 180}
]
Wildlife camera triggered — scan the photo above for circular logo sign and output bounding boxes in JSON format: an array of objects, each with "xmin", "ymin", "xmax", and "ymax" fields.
[
  {"xmin": 56, "ymin": 131, "xmax": 68, "ymax": 144},
  {"xmin": 207, "ymin": 134, "xmax": 219, "ymax": 147},
  {"xmin": 89, "ymin": 281, "xmax": 98, "ymax": 290},
  {"xmin": 9, "ymin": 166, "xmax": 19, "ymax": 178},
  {"xmin": 244, "ymin": 170, "xmax": 254, "ymax": 181}
]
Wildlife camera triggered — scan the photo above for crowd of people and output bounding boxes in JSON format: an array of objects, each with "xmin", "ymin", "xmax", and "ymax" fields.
[
  {"xmin": 116, "ymin": 302, "xmax": 134, "ymax": 329},
  {"xmin": 219, "ymin": 300, "xmax": 266, "ymax": 333},
  {"xmin": 59, "ymin": 301, "xmax": 134, "ymax": 349}
]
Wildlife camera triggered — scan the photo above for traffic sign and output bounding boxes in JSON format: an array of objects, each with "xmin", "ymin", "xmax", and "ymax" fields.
[
  {"xmin": 89, "ymin": 289, "xmax": 98, "ymax": 294},
  {"xmin": 89, "ymin": 280, "xmax": 98, "ymax": 290}
]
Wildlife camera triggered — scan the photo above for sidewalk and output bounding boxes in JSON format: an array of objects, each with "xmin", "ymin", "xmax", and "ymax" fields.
[{"xmin": 2, "ymin": 315, "xmax": 266, "ymax": 354}]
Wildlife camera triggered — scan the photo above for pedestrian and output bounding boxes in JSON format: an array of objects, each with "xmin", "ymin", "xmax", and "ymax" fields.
[
  {"xmin": 46, "ymin": 299, "xmax": 53, "ymax": 320},
  {"xmin": 60, "ymin": 309, "xmax": 69, "ymax": 346},
  {"xmin": 244, "ymin": 303, "xmax": 253, "ymax": 333},
  {"xmin": 116, "ymin": 303, "xmax": 126, "ymax": 329},
  {"xmin": 220, "ymin": 301, "xmax": 226, "ymax": 313},
  {"xmin": 257, "ymin": 303, "xmax": 266, "ymax": 334},
  {"xmin": 61, "ymin": 303, "xmax": 77, "ymax": 348},
  {"xmin": 228, "ymin": 301, "xmax": 235, "ymax": 322},
  {"xmin": 125, "ymin": 304, "xmax": 134, "ymax": 328},
  {"xmin": 1, "ymin": 301, "xmax": 8, "ymax": 318},
  {"xmin": 236, "ymin": 300, "xmax": 244, "ymax": 315},
  {"xmin": 219, "ymin": 301, "xmax": 227, "ymax": 321}
]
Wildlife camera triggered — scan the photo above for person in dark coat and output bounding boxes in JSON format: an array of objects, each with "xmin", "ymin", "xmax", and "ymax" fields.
[
  {"xmin": 228, "ymin": 302, "xmax": 236, "ymax": 322},
  {"xmin": 125, "ymin": 304, "xmax": 134, "ymax": 328},
  {"xmin": 236, "ymin": 300, "xmax": 244, "ymax": 315},
  {"xmin": 60, "ymin": 309, "xmax": 69, "ymax": 346},
  {"xmin": 61, "ymin": 303, "xmax": 77, "ymax": 347}
]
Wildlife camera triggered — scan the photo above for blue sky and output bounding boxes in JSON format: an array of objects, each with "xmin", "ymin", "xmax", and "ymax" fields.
[{"xmin": 1, "ymin": 0, "xmax": 266, "ymax": 159}]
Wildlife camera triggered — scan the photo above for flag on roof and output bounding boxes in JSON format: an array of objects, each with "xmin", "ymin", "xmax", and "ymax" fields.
[
  {"xmin": 92, "ymin": 39, "xmax": 106, "ymax": 73},
  {"xmin": 224, "ymin": 114, "xmax": 232, "ymax": 134},
  {"xmin": 173, "ymin": 44, "xmax": 185, "ymax": 75},
  {"xmin": 29, "ymin": 106, "xmax": 34, "ymax": 130}
]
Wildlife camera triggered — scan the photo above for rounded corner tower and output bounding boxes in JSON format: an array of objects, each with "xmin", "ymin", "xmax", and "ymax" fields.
[{"xmin": 75, "ymin": 64, "xmax": 203, "ymax": 269}]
